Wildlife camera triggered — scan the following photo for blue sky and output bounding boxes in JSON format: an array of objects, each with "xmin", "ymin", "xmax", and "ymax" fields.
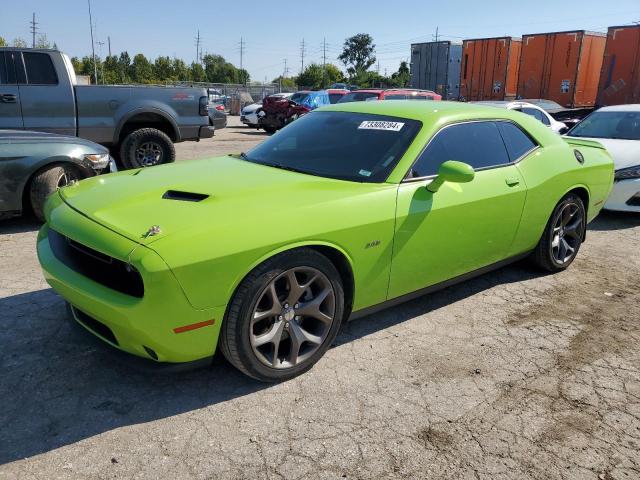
[{"xmin": 1, "ymin": 0, "xmax": 639, "ymax": 82}]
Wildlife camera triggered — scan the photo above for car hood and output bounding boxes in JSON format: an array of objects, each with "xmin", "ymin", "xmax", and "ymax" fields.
[
  {"xmin": 569, "ymin": 137, "xmax": 640, "ymax": 169},
  {"xmin": 0, "ymin": 130, "xmax": 107, "ymax": 151},
  {"xmin": 58, "ymin": 155, "xmax": 384, "ymax": 246}
]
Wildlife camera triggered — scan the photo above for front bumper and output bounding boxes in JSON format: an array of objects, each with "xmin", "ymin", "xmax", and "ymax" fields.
[
  {"xmin": 37, "ymin": 196, "xmax": 225, "ymax": 363},
  {"xmin": 604, "ymin": 178, "xmax": 640, "ymax": 212},
  {"xmin": 198, "ymin": 125, "xmax": 215, "ymax": 139}
]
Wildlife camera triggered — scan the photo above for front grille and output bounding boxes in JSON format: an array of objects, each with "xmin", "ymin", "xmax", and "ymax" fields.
[
  {"xmin": 72, "ymin": 306, "xmax": 119, "ymax": 346},
  {"xmin": 49, "ymin": 229, "xmax": 144, "ymax": 298}
]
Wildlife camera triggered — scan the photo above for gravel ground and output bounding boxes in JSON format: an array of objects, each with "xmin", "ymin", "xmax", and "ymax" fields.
[{"xmin": 1, "ymin": 116, "xmax": 639, "ymax": 479}]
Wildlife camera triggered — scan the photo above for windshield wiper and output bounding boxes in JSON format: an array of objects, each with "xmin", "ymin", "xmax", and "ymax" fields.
[{"xmin": 263, "ymin": 161, "xmax": 311, "ymax": 175}]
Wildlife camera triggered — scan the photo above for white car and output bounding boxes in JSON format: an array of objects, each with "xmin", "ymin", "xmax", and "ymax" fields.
[
  {"xmin": 473, "ymin": 101, "xmax": 568, "ymax": 134},
  {"xmin": 241, "ymin": 93, "xmax": 293, "ymax": 127},
  {"xmin": 565, "ymin": 105, "xmax": 640, "ymax": 212}
]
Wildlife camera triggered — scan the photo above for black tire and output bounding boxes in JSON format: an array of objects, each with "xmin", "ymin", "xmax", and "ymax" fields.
[
  {"xmin": 262, "ymin": 126, "xmax": 277, "ymax": 134},
  {"xmin": 119, "ymin": 128, "xmax": 175, "ymax": 169},
  {"xmin": 219, "ymin": 248, "xmax": 345, "ymax": 382},
  {"xmin": 532, "ymin": 193, "xmax": 586, "ymax": 272},
  {"xmin": 29, "ymin": 165, "xmax": 80, "ymax": 221}
]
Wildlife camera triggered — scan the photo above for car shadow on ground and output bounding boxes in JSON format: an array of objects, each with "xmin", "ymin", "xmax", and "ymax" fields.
[
  {"xmin": 0, "ymin": 217, "xmax": 41, "ymax": 234},
  {"xmin": 587, "ymin": 210, "xmax": 640, "ymax": 231},
  {"xmin": 0, "ymin": 259, "xmax": 546, "ymax": 464}
]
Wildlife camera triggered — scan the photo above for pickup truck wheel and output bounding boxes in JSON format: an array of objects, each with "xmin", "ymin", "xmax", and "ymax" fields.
[
  {"xmin": 30, "ymin": 165, "xmax": 80, "ymax": 221},
  {"xmin": 120, "ymin": 128, "xmax": 175, "ymax": 169}
]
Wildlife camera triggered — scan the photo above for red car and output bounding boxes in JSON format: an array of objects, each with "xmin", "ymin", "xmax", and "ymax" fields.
[
  {"xmin": 326, "ymin": 89, "xmax": 349, "ymax": 104},
  {"xmin": 337, "ymin": 88, "xmax": 442, "ymax": 103}
]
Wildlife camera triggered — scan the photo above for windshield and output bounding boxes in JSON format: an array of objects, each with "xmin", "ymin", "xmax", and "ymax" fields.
[
  {"xmin": 290, "ymin": 92, "xmax": 310, "ymax": 104},
  {"xmin": 337, "ymin": 92, "xmax": 380, "ymax": 103},
  {"xmin": 567, "ymin": 111, "xmax": 640, "ymax": 140},
  {"xmin": 242, "ymin": 111, "xmax": 421, "ymax": 182}
]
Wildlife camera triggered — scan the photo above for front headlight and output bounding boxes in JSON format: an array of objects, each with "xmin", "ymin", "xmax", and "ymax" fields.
[
  {"xmin": 83, "ymin": 153, "xmax": 110, "ymax": 169},
  {"xmin": 614, "ymin": 165, "xmax": 640, "ymax": 181}
]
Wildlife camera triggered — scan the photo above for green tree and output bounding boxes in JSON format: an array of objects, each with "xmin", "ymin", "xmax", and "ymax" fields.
[
  {"xmin": 391, "ymin": 61, "xmax": 410, "ymax": 87},
  {"xmin": 172, "ymin": 58, "xmax": 190, "ymax": 81},
  {"xmin": 35, "ymin": 34, "xmax": 52, "ymax": 49},
  {"xmin": 338, "ymin": 33, "xmax": 376, "ymax": 78},
  {"xmin": 296, "ymin": 63, "xmax": 344, "ymax": 89},
  {"xmin": 190, "ymin": 62, "xmax": 206, "ymax": 82},
  {"xmin": 129, "ymin": 53, "xmax": 153, "ymax": 83},
  {"xmin": 0, "ymin": 36, "xmax": 7, "ymax": 47},
  {"xmin": 117, "ymin": 52, "xmax": 131, "ymax": 83},
  {"xmin": 154, "ymin": 56, "xmax": 174, "ymax": 81},
  {"xmin": 272, "ymin": 76, "xmax": 296, "ymax": 89},
  {"xmin": 102, "ymin": 55, "xmax": 120, "ymax": 84},
  {"xmin": 12, "ymin": 38, "xmax": 28, "ymax": 48}
]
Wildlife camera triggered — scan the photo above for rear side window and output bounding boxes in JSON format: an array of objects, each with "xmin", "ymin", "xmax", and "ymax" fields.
[
  {"xmin": 496, "ymin": 122, "xmax": 537, "ymax": 161},
  {"xmin": 521, "ymin": 107, "xmax": 549, "ymax": 125},
  {"xmin": 385, "ymin": 94, "xmax": 407, "ymax": 100},
  {"xmin": 408, "ymin": 121, "xmax": 510, "ymax": 178},
  {"xmin": 328, "ymin": 93, "xmax": 344, "ymax": 104},
  {"xmin": 23, "ymin": 52, "xmax": 58, "ymax": 85}
]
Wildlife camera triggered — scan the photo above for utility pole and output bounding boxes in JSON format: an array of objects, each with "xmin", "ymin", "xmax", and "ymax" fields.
[
  {"xmin": 108, "ymin": 36, "xmax": 111, "ymax": 57},
  {"xmin": 87, "ymin": 0, "xmax": 98, "ymax": 84},
  {"xmin": 433, "ymin": 26, "xmax": 439, "ymax": 42},
  {"xmin": 300, "ymin": 38, "xmax": 306, "ymax": 73},
  {"xmin": 30, "ymin": 13, "xmax": 38, "ymax": 48},
  {"xmin": 97, "ymin": 40, "xmax": 105, "ymax": 81},
  {"xmin": 195, "ymin": 30, "xmax": 201, "ymax": 64},
  {"xmin": 322, "ymin": 37, "xmax": 327, "ymax": 88},
  {"xmin": 239, "ymin": 37, "xmax": 245, "ymax": 85}
]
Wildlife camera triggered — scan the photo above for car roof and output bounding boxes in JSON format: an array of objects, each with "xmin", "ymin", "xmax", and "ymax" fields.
[{"xmin": 597, "ymin": 104, "xmax": 640, "ymax": 112}]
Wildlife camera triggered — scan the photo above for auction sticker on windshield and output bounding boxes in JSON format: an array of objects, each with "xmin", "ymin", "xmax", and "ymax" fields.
[{"xmin": 358, "ymin": 120, "xmax": 405, "ymax": 131}]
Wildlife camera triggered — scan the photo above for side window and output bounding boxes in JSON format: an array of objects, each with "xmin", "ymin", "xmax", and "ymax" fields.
[
  {"xmin": 496, "ymin": 122, "xmax": 537, "ymax": 161},
  {"xmin": 0, "ymin": 53, "xmax": 7, "ymax": 84},
  {"xmin": 408, "ymin": 121, "xmax": 510, "ymax": 178},
  {"xmin": 22, "ymin": 52, "xmax": 58, "ymax": 85}
]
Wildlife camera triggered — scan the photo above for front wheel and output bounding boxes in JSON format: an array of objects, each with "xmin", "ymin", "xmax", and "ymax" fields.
[
  {"xmin": 30, "ymin": 165, "xmax": 81, "ymax": 221},
  {"xmin": 219, "ymin": 248, "xmax": 345, "ymax": 382},
  {"xmin": 532, "ymin": 193, "xmax": 586, "ymax": 272},
  {"xmin": 119, "ymin": 128, "xmax": 175, "ymax": 169}
]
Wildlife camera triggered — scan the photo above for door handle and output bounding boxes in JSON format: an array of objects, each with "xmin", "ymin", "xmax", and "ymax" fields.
[
  {"xmin": 1, "ymin": 94, "xmax": 17, "ymax": 103},
  {"xmin": 505, "ymin": 177, "xmax": 520, "ymax": 187}
]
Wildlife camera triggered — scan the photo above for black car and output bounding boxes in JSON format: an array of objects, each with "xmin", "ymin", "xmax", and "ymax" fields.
[{"xmin": 0, "ymin": 130, "xmax": 114, "ymax": 221}]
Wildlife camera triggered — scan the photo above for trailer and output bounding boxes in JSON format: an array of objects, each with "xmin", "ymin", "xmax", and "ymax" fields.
[
  {"xmin": 410, "ymin": 41, "xmax": 462, "ymax": 100},
  {"xmin": 597, "ymin": 25, "xmax": 640, "ymax": 107},
  {"xmin": 460, "ymin": 37, "xmax": 521, "ymax": 101},
  {"xmin": 517, "ymin": 30, "xmax": 606, "ymax": 108}
]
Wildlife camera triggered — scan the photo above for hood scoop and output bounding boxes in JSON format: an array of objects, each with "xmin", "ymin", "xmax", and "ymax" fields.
[{"xmin": 162, "ymin": 190, "xmax": 209, "ymax": 202}]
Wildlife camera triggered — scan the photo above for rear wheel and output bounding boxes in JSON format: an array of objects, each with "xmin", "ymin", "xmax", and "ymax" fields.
[
  {"xmin": 119, "ymin": 128, "xmax": 175, "ymax": 169},
  {"xmin": 219, "ymin": 248, "xmax": 345, "ymax": 382},
  {"xmin": 532, "ymin": 193, "xmax": 586, "ymax": 272},
  {"xmin": 30, "ymin": 165, "xmax": 81, "ymax": 221}
]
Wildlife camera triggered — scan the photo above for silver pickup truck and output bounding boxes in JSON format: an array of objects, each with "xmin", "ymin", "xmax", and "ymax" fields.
[{"xmin": 0, "ymin": 48, "xmax": 214, "ymax": 168}]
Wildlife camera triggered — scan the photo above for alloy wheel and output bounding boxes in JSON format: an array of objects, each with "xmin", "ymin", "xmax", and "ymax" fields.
[
  {"xmin": 135, "ymin": 142, "xmax": 163, "ymax": 166},
  {"xmin": 551, "ymin": 202, "xmax": 583, "ymax": 264},
  {"xmin": 250, "ymin": 267, "xmax": 336, "ymax": 369}
]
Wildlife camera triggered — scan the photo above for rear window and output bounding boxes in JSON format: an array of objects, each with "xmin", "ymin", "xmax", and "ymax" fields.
[
  {"xmin": 23, "ymin": 52, "xmax": 58, "ymax": 85},
  {"xmin": 337, "ymin": 92, "xmax": 380, "ymax": 103},
  {"xmin": 290, "ymin": 92, "xmax": 310, "ymax": 104},
  {"xmin": 328, "ymin": 93, "xmax": 345, "ymax": 104},
  {"xmin": 243, "ymin": 111, "xmax": 422, "ymax": 182}
]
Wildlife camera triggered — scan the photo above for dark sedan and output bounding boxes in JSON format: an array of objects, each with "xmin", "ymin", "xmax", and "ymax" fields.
[
  {"xmin": 208, "ymin": 103, "xmax": 228, "ymax": 130},
  {"xmin": 0, "ymin": 130, "xmax": 115, "ymax": 221}
]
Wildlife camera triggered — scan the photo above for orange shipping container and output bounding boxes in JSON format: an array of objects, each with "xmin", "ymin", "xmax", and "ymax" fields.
[
  {"xmin": 460, "ymin": 37, "xmax": 521, "ymax": 101},
  {"xmin": 597, "ymin": 25, "xmax": 640, "ymax": 106},
  {"xmin": 517, "ymin": 30, "xmax": 606, "ymax": 108}
]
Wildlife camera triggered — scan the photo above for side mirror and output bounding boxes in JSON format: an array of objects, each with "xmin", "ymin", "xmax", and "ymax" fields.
[
  {"xmin": 558, "ymin": 126, "xmax": 569, "ymax": 135},
  {"xmin": 427, "ymin": 160, "xmax": 475, "ymax": 193}
]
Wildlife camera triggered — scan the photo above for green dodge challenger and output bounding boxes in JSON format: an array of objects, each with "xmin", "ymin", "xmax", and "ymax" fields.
[{"xmin": 37, "ymin": 101, "xmax": 613, "ymax": 381}]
